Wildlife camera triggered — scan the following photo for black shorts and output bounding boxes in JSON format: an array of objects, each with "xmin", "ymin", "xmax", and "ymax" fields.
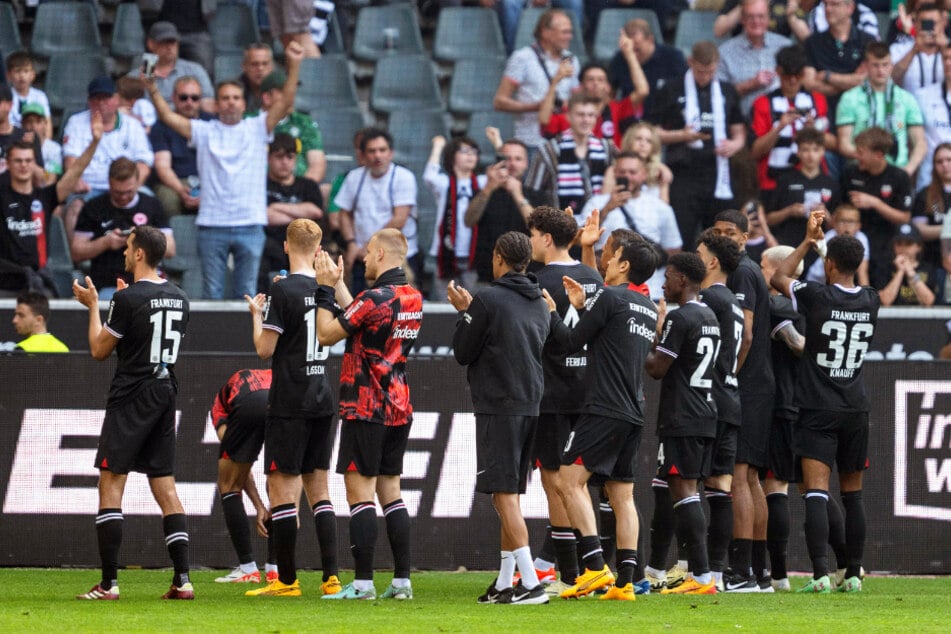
[
  {"xmin": 736, "ymin": 392, "xmax": 772, "ymax": 469},
  {"xmin": 265, "ymin": 415, "xmax": 337, "ymax": 475},
  {"xmin": 795, "ymin": 409, "xmax": 869, "ymax": 473},
  {"xmin": 219, "ymin": 412, "xmax": 266, "ymax": 464},
  {"xmin": 767, "ymin": 415, "xmax": 797, "ymax": 483},
  {"xmin": 656, "ymin": 435, "xmax": 713, "ymax": 481},
  {"xmin": 710, "ymin": 420, "xmax": 738, "ymax": 477},
  {"xmin": 475, "ymin": 414, "xmax": 537, "ymax": 495},
  {"xmin": 533, "ymin": 412, "xmax": 579, "ymax": 471},
  {"xmin": 95, "ymin": 380, "xmax": 177, "ymax": 477},
  {"xmin": 561, "ymin": 415, "xmax": 642, "ymax": 483},
  {"xmin": 335, "ymin": 419, "xmax": 411, "ymax": 477}
]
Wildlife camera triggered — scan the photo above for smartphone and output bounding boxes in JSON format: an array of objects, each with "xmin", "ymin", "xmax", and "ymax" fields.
[
  {"xmin": 119, "ymin": 228, "xmax": 133, "ymax": 236},
  {"xmin": 922, "ymin": 18, "xmax": 936, "ymax": 32},
  {"xmin": 616, "ymin": 177, "xmax": 630, "ymax": 191},
  {"xmin": 141, "ymin": 53, "xmax": 159, "ymax": 79}
]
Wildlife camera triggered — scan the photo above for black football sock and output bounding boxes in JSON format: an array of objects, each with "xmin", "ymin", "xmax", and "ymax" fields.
[
  {"xmin": 803, "ymin": 490, "xmax": 830, "ymax": 579},
  {"xmin": 841, "ymin": 491, "xmax": 866, "ymax": 579},
  {"xmin": 162, "ymin": 513, "xmax": 190, "ymax": 587},
  {"xmin": 265, "ymin": 518, "xmax": 276, "ymax": 566},
  {"xmin": 221, "ymin": 491, "xmax": 254, "ymax": 566},
  {"xmin": 537, "ymin": 524, "xmax": 555, "ymax": 567},
  {"xmin": 96, "ymin": 508, "xmax": 123, "ymax": 589},
  {"xmin": 673, "ymin": 495, "xmax": 709, "ymax": 577},
  {"xmin": 766, "ymin": 492, "xmax": 789, "ymax": 579},
  {"xmin": 752, "ymin": 540, "xmax": 768, "ymax": 580},
  {"xmin": 616, "ymin": 548, "xmax": 637, "ymax": 587},
  {"xmin": 350, "ymin": 501, "xmax": 378, "ymax": 581},
  {"xmin": 648, "ymin": 480, "xmax": 673, "ymax": 570},
  {"xmin": 271, "ymin": 503, "xmax": 298, "ymax": 585},
  {"xmin": 730, "ymin": 538, "xmax": 752, "ymax": 578},
  {"xmin": 598, "ymin": 498, "xmax": 616, "ymax": 567},
  {"xmin": 552, "ymin": 525, "xmax": 579, "ymax": 583},
  {"xmin": 312, "ymin": 500, "xmax": 338, "ymax": 581},
  {"xmin": 577, "ymin": 534, "xmax": 605, "ymax": 572},
  {"xmin": 826, "ymin": 495, "xmax": 848, "ymax": 570},
  {"xmin": 704, "ymin": 488, "xmax": 732, "ymax": 573},
  {"xmin": 382, "ymin": 498, "xmax": 411, "ymax": 580}
]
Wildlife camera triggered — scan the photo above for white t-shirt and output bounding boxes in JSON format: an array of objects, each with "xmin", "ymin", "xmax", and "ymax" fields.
[
  {"xmin": 190, "ymin": 113, "xmax": 271, "ymax": 227},
  {"xmin": 806, "ymin": 228, "xmax": 870, "ymax": 282},
  {"xmin": 63, "ymin": 110, "xmax": 154, "ymax": 191},
  {"xmin": 423, "ymin": 162, "xmax": 487, "ymax": 260},
  {"xmin": 579, "ymin": 191, "xmax": 683, "ymax": 299},
  {"xmin": 334, "ymin": 163, "xmax": 418, "ymax": 257},
  {"xmin": 503, "ymin": 45, "xmax": 579, "ymax": 149},
  {"xmin": 889, "ymin": 38, "xmax": 943, "ymax": 95},
  {"xmin": 914, "ymin": 81, "xmax": 951, "ymax": 191},
  {"xmin": 10, "ymin": 87, "xmax": 51, "ymax": 128}
]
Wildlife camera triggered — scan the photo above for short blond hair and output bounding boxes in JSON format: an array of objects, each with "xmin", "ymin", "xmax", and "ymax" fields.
[
  {"xmin": 286, "ymin": 218, "xmax": 322, "ymax": 254},
  {"xmin": 763, "ymin": 245, "xmax": 803, "ymax": 277},
  {"xmin": 372, "ymin": 228, "xmax": 408, "ymax": 259}
]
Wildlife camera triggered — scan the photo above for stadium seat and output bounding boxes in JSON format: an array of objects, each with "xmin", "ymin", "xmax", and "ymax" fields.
[
  {"xmin": 388, "ymin": 108, "xmax": 450, "ymax": 170},
  {"xmin": 513, "ymin": 7, "xmax": 587, "ymax": 62},
  {"xmin": 209, "ymin": 3, "xmax": 261, "ymax": 56},
  {"xmin": 370, "ymin": 55, "xmax": 442, "ymax": 115},
  {"xmin": 295, "ymin": 57, "xmax": 358, "ymax": 113},
  {"xmin": 310, "ymin": 107, "xmax": 365, "ymax": 182},
  {"xmin": 31, "ymin": 1, "xmax": 102, "ymax": 58},
  {"xmin": 433, "ymin": 7, "xmax": 506, "ymax": 64},
  {"xmin": 322, "ymin": 11, "xmax": 347, "ymax": 57},
  {"xmin": 110, "ymin": 2, "xmax": 146, "ymax": 60},
  {"xmin": 593, "ymin": 9, "xmax": 663, "ymax": 63},
  {"xmin": 448, "ymin": 57, "xmax": 506, "ymax": 115},
  {"xmin": 466, "ymin": 110, "xmax": 514, "ymax": 168},
  {"xmin": 45, "ymin": 55, "xmax": 109, "ymax": 113},
  {"xmin": 162, "ymin": 215, "xmax": 203, "ymax": 299},
  {"xmin": 0, "ymin": 3, "xmax": 22, "ymax": 56},
  {"xmin": 213, "ymin": 53, "xmax": 244, "ymax": 83},
  {"xmin": 352, "ymin": 4, "xmax": 425, "ymax": 62},
  {"xmin": 674, "ymin": 10, "xmax": 723, "ymax": 56}
]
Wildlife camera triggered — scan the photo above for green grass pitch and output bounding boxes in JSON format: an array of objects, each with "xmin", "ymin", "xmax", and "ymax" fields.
[{"xmin": 1, "ymin": 569, "xmax": 948, "ymax": 633}]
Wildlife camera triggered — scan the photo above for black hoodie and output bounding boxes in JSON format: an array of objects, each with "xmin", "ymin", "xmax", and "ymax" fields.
[{"xmin": 452, "ymin": 271, "xmax": 551, "ymax": 415}]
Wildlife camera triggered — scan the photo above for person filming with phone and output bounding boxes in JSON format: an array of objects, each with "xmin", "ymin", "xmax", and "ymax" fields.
[
  {"xmin": 71, "ymin": 158, "xmax": 176, "ymax": 300},
  {"xmin": 890, "ymin": 2, "xmax": 948, "ymax": 96}
]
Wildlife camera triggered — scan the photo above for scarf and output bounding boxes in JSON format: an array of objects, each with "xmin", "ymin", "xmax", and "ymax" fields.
[
  {"xmin": 437, "ymin": 173, "xmax": 479, "ymax": 278},
  {"xmin": 684, "ymin": 69, "xmax": 733, "ymax": 200}
]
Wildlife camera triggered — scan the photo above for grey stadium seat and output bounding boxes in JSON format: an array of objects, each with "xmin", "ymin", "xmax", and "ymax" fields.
[
  {"xmin": 295, "ymin": 56, "xmax": 358, "ymax": 113},
  {"xmin": 45, "ymin": 55, "xmax": 109, "ymax": 112},
  {"xmin": 433, "ymin": 7, "xmax": 506, "ymax": 64},
  {"xmin": 388, "ymin": 109, "xmax": 450, "ymax": 169},
  {"xmin": 370, "ymin": 55, "xmax": 442, "ymax": 115},
  {"xmin": 674, "ymin": 10, "xmax": 724, "ymax": 56},
  {"xmin": 209, "ymin": 3, "xmax": 261, "ymax": 56},
  {"xmin": 110, "ymin": 2, "xmax": 146, "ymax": 60},
  {"xmin": 448, "ymin": 58, "xmax": 506, "ymax": 115},
  {"xmin": 352, "ymin": 4, "xmax": 425, "ymax": 62},
  {"xmin": 31, "ymin": 1, "xmax": 102, "ymax": 58}
]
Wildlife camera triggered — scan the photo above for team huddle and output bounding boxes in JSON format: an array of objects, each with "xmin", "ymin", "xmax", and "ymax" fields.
[{"xmin": 69, "ymin": 201, "xmax": 878, "ymax": 602}]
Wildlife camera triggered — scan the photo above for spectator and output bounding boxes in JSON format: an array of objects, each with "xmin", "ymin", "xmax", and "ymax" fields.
[
  {"xmin": 750, "ymin": 45, "xmax": 835, "ymax": 194},
  {"xmin": 890, "ymin": 2, "xmax": 946, "ymax": 95},
  {"xmin": 608, "ymin": 19, "xmax": 687, "ymax": 119},
  {"xmin": 842, "ymin": 126, "xmax": 914, "ymax": 288},
  {"xmin": 62, "ymin": 77, "xmax": 154, "ymax": 242},
  {"xmin": 12, "ymin": 291, "xmax": 68, "ymax": 352},
  {"xmin": 526, "ymin": 92, "xmax": 616, "ymax": 214},
  {"xmin": 116, "ymin": 76, "xmax": 157, "ymax": 133},
  {"xmin": 240, "ymin": 43, "xmax": 275, "ymax": 115},
  {"xmin": 603, "ymin": 122, "xmax": 674, "ymax": 202},
  {"xmin": 0, "ymin": 85, "xmax": 43, "ymax": 180},
  {"xmin": 333, "ymin": 128, "xmax": 419, "ymax": 294},
  {"xmin": 425, "ymin": 135, "xmax": 487, "ymax": 299},
  {"xmin": 807, "ymin": 0, "xmax": 882, "ymax": 40},
  {"xmin": 577, "ymin": 151, "xmax": 682, "ymax": 298},
  {"xmin": 149, "ymin": 41, "xmax": 305, "ymax": 299},
  {"xmin": 648, "ymin": 41, "xmax": 746, "ymax": 249},
  {"xmin": 911, "ymin": 143, "xmax": 951, "ymax": 268},
  {"xmin": 20, "ymin": 103, "xmax": 61, "ymax": 186},
  {"xmin": 717, "ymin": 0, "xmax": 794, "ymax": 115},
  {"xmin": 492, "ymin": 0, "xmax": 583, "ymax": 54},
  {"xmin": 5, "ymin": 51, "xmax": 50, "ymax": 128},
  {"xmin": 0, "ymin": 119, "xmax": 101, "ymax": 297},
  {"xmin": 70, "ymin": 158, "xmax": 176, "ymax": 300},
  {"xmin": 836, "ymin": 42, "xmax": 926, "ymax": 174},
  {"xmin": 715, "ymin": 0, "xmax": 799, "ymax": 39},
  {"xmin": 149, "ymin": 76, "xmax": 214, "ymax": 217},
  {"xmin": 912, "ymin": 43, "xmax": 951, "ymax": 190},
  {"xmin": 540, "ymin": 35, "xmax": 648, "ymax": 147},
  {"xmin": 494, "ymin": 9, "xmax": 580, "ymax": 150},
  {"xmin": 156, "ymin": 0, "xmax": 215, "ymax": 75},
  {"xmin": 465, "ymin": 136, "xmax": 547, "ymax": 286},
  {"xmin": 260, "ymin": 133, "xmax": 327, "ymax": 292},
  {"xmin": 266, "ymin": 0, "xmax": 322, "ymax": 58},
  {"xmin": 132, "ymin": 21, "xmax": 215, "ymax": 114},
  {"xmin": 259, "ymin": 69, "xmax": 326, "ymax": 184},
  {"xmin": 879, "ymin": 221, "xmax": 937, "ymax": 304},
  {"xmin": 805, "ymin": 202, "xmax": 870, "ymax": 284}
]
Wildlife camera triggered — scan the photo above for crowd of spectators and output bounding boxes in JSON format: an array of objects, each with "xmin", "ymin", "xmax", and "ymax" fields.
[{"xmin": 0, "ymin": 0, "xmax": 949, "ymax": 307}]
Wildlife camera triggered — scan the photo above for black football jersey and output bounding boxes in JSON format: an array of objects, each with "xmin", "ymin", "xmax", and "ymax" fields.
[
  {"xmin": 549, "ymin": 283, "xmax": 657, "ymax": 425},
  {"xmin": 655, "ymin": 301, "xmax": 719, "ymax": 437},
  {"xmin": 728, "ymin": 253, "xmax": 775, "ymax": 396},
  {"xmin": 535, "ymin": 261, "xmax": 604, "ymax": 413},
  {"xmin": 698, "ymin": 283, "xmax": 743, "ymax": 426},
  {"xmin": 769, "ymin": 294, "xmax": 802, "ymax": 420},
  {"xmin": 263, "ymin": 273, "xmax": 335, "ymax": 417},
  {"xmin": 103, "ymin": 279, "xmax": 189, "ymax": 404},
  {"xmin": 791, "ymin": 281, "xmax": 880, "ymax": 411}
]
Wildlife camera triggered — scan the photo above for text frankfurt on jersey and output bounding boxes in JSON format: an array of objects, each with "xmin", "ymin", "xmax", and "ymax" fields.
[
  {"xmin": 150, "ymin": 298, "xmax": 185, "ymax": 309},
  {"xmin": 830, "ymin": 309, "xmax": 871, "ymax": 322}
]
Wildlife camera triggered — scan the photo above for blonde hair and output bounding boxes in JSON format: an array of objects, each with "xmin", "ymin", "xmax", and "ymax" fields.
[
  {"xmin": 373, "ymin": 228, "xmax": 408, "ymax": 260},
  {"xmin": 763, "ymin": 245, "xmax": 803, "ymax": 277},
  {"xmin": 621, "ymin": 122, "xmax": 663, "ymax": 188},
  {"xmin": 286, "ymin": 218, "xmax": 322, "ymax": 254}
]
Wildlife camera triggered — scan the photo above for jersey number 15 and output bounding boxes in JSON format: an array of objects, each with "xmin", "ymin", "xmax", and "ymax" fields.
[{"xmin": 149, "ymin": 310, "xmax": 183, "ymax": 364}]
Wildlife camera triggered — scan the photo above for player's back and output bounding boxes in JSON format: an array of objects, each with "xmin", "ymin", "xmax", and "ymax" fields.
[
  {"xmin": 729, "ymin": 253, "xmax": 775, "ymax": 394},
  {"xmin": 104, "ymin": 279, "xmax": 189, "ymax": 404},
  {"xmin": 698, "ymin": 283, "xmax": 743, "ymax": 426}
]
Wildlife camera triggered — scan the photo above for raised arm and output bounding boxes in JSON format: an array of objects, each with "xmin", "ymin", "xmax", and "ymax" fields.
[
  {"xmin": 772, "ymin": 209, "xmax": 824, "ymax": 297},
  {"xmin": 148, "ymin": 81, "xmax": 192, "ymax": 141},
  {"xmin": 56, "ymin": 112, "xmax": 103, "ymax": 202},
  {"xmin": 266, "ymin": 41, "xmax": 304, "ymax": 132}
]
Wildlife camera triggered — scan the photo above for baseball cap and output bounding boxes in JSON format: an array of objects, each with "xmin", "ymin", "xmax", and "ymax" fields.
[
  {"xmin": 893, "ymin": 223, "xmax": 923, "ymax": 244},
  {"xmin": 260, "ymin": 69, "xmax": 287, "ymax": 93},
  {"xmin": 20, "ymin": 102, "xmax": 45, "ymax": 119},
  {"xmin": 88, "ymin": 76, "xmax": 116, "ymax": 98},
  {"xmin": 148, "ymin": 21, "xmax": 180, "ymax": 42},
  {"xmin": 0, "ymin": 84, "xmax": 12, "ymax": 103}
]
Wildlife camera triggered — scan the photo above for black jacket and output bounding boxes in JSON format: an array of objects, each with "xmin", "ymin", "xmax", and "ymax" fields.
[{"xmin": 452, "ymin": 271, "xmax": 550, "ymax": 415}]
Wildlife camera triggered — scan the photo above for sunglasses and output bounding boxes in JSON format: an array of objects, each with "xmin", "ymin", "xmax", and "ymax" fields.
[{"xmin": 176, "ymin": 94, "xmax": 201, "ymax": 102}]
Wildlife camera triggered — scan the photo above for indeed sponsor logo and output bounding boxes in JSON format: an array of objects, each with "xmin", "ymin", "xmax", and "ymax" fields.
[{"xmin": 895, "ymin": 381, "xmax": 951, "ymax": 521}]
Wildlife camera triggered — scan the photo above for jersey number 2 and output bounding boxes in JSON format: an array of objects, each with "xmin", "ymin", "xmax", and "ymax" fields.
[
  {"xmin": 149, "ymin": 310, "xmax": 183, "ymax": 364},
  {"xmin": 690, "ymin": 336, "xmax": 720, "ymax": 389}
]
